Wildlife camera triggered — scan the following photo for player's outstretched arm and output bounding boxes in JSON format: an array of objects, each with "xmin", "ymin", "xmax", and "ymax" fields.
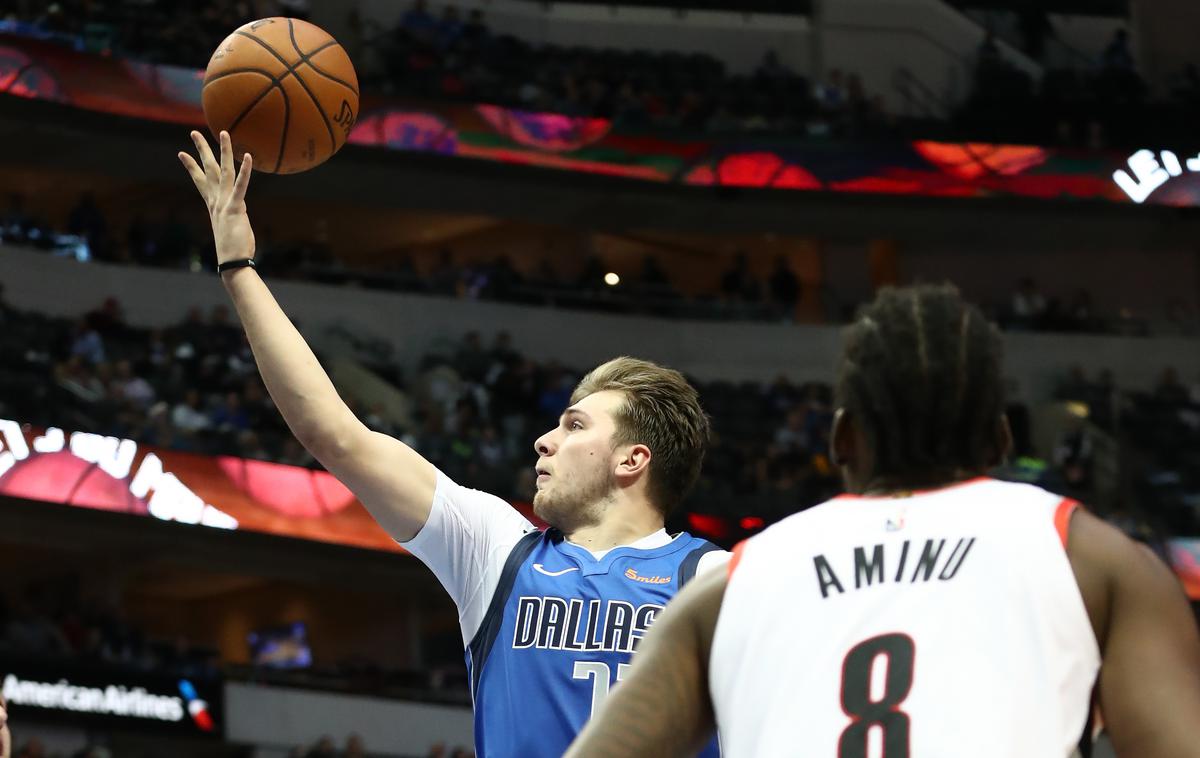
[
  {"xmin": 565, "ymin": 566, "xmax": 724, "ymax": 758},
  {"xmin": 179, "ymin": 131, "xmax": 437, "ymax": 541},
  {"xmin": 1068, "ymin": 510, "xmax": 1200, "ymax": 757}
]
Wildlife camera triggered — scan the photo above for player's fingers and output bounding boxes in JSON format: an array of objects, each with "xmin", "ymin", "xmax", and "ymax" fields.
[
  {"xmin": 178, "ymin": 152, "xmax": 211, "ymax": 199},
  {"xmin": 190, "ymin": 130, "xmax": 220, "ymax": 180},
  {"xmin": 232, "ymin": 153, "xmax": 253, "ymax": 205},
  {"xmin": 1, "ymin": 725, "xmax": 10, "ymax": 758},
  {"xmin": 219, "ymin": 131, "xmax": 235, "ymax": 188}
]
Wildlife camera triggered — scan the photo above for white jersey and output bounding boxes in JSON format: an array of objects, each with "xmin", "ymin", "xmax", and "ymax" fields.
[{"xmin": 709, "ymin": 478, "xmax": 1101, "ymax": 758}]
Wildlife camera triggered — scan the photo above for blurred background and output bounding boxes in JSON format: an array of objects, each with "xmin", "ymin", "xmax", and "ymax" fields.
[{"xmin": 0, "ymin": 0, "xmax": 1198, "ymax": 755}]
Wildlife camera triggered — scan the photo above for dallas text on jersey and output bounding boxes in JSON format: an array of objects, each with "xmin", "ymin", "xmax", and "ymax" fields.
[
  {"xmin": 513, "ymin": 597, "xmax": 664, "ymax": 653},
  {"xmin": 812, "ymin": 538, "xmax": 976, "ymax": 598}
]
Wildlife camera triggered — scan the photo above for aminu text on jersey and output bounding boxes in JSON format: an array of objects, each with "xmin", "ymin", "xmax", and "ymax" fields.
[{"xmin": 812, "ymin": 536, "xmax": 976, "ymax": 598}]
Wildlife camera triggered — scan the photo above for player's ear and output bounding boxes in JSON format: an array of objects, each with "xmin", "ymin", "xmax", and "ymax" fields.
[
  {"xmin": 616, "ymin": 443, "xmax": 652, "ymax": 481},
  {"xmin": 830, "ymin": 407, "xmax": 854, "ymax": 468}
]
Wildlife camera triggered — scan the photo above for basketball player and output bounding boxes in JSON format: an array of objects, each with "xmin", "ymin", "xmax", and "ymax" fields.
[
  {"xmin": 178, "ymin": 132, "xmax": 726, "ymax": 756},
  {"xmin": 566, "ymin": 284, "xmax": 1200, "ymax": 758}
]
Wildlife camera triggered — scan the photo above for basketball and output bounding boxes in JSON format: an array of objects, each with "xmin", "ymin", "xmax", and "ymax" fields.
[{"xmin": 201, "ymin": 17, "xmax": 359, "ymax": 175}]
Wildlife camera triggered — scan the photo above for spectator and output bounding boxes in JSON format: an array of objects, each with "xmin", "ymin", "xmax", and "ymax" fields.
[
  {"xmin": 1101, "ymin": 28, "xmax": 1134, "ymax": 72},
  {"xmin": 429, "ymin": 248, "xmax": 459, "ymax": 295},
  {"xmin": 171, "ymin": 389, "xmax": 211, "ymax": 436},
  {"xmin": 1016, "ymin": 7, "xmax": 1053, "ymax": 61},
  {"xmin": 639, "ymin": 255, "xmax": 669, "ymax": 288},
  {"xmin": 1066, "ymin": 289, "xmax": 1096, "ymax": 332},
  {"xmin": 210, "ymin": 391, "xmax": 250, "ymax": 434},
  {"xmin": 453, "ymin": 331, "xmax": 489, "ymax": 383},
  {"xmin": 1, "ymin": 193, "xmax": 34, "ymax": 241},
  {"xmin": 1055, "ymin": 365, "xmax": 1090, "ymax": 402},
  {"xmin": 489, "ymin": 331, "xmax": 519, "ymax": 370},
  {"xmin": 462, "ymin": 9, "xmax": 487, "ymax": 44},
  {"xmin": 66, "ymin": 192, "xmax": 108, "ymax": 258},
  {"xmin": 70, "ymin": 318, "xmax": 107, "ymax": 364},
  {"xmin": 1010, "ymin": 277, "xmax": 1046, "ymax": 330},
  {"xmin": 1154, "ymin": 367, "xmax": 1189, "ymax": 406},
  {"xmin": 345, "ymin": 734, "xmax": 366, "ymax": 758},
  {"xmin": 774, "ymin": 407, "xmax": 808, "ymax": 451},
  {"xmin": 814, "ymin": 69, "xmax": 846, "ymax": 113},
  {"xmin": 768, "ymin": 257, "xmax": 800, "ymax": 319},
  {"xmin": 112, "ymin": 359, "xmax": 156, "ymax": 410},
  {"xmin": 55, "ymin": 355, "xmax": 106, "ymax": 405},
  {"xmin": 304, "ymin": 736, "xmax": 337, "ymax": 758},
  {"xmin": 755, "ymin": 50, "xmax": 790, "ymax": 81},
  {"xmin": 1165, "ymin": 299, "xmax": 1198, "ymax": 336},
  {"xmin": 720, "ymin": 252, "xmax": 761, "ymax": 305},
  {"xmin": 400, "ymin": 0, "xmax": 437, "ymax": 38},
  {"xmin": 1052, "ymin": 422, "xmax": 1095, "ymax": 498}
]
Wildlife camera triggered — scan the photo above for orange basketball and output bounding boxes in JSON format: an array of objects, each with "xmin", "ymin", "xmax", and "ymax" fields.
[{"xmin": 202, "ymin": 17, "xmax": 359, "ymax": 175}]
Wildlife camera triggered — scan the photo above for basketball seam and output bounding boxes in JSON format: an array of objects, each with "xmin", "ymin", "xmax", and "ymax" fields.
[
  {"xmin": 236, "ymin": 27, "xmax": 337, "ymax": 157},
  {"xmin": 228, "ymin": 82, "xmax": 281, "ymax": 142},
  {"xmin": 275, "ymin": 79, "xmax": 291, "ymax": 173},
  {"xmin": 300, "ymin": 60, "xmax": 359, "ymax": 97},
  {"xmin": 286, "ymin": 18, "xmax": 338, "ymax": 153},
  {"xmin": 203, "ymin": 67, "xmax": 279, "ymax": 86}
]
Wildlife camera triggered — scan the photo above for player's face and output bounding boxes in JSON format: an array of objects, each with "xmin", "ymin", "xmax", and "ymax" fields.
[{"xmin": 532, "ymin": 390, "xmax": 625, "ymax": 531}]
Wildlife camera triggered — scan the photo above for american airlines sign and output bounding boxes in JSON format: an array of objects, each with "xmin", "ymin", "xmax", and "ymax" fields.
[
  {"xmin": 0, "ymin": 661, "xmax": 220, "ymax": 736},
  {"xmin": 4, "ymin": 675, "xmax": 185, "ymax": 721}
]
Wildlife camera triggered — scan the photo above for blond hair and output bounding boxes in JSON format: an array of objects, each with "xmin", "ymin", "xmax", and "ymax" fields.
[{"xmin": 571, "ymin": 357, "xmax": 710, "ymax": 516}]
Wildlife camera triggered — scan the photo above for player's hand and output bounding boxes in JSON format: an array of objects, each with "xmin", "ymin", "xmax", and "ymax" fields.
[{"xmin": 179, "ymin": 130, "xmax": 256, "ymax": 268}]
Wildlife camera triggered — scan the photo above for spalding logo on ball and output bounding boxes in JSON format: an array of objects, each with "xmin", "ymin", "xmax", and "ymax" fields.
[{"xmin": 202, "ymin": 17, "xmax": 359, "ymax": 174}]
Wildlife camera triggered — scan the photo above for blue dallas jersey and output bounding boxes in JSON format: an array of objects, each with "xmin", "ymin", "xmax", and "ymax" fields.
[{"xmin": 466, "ymin": 528, "xmax": 722, "ymax": 757}]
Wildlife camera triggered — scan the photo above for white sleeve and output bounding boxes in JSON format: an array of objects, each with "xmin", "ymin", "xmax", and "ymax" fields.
[
  {"xmin": 401, "ymin": 471, "xmax": 536, "ymax": 645},
  {"xmin": 696, "ymin": 549, "xmax": 733, "ymax": 578}
]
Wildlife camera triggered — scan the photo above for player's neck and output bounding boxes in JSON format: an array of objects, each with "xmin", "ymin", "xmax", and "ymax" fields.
[
  {"xmin": 564, "ymin": 505, "xmax": 664, "ymax": 552},
  {"xmin": 856, "ymin": 469, "xmax": 985, "ymax": 497}
]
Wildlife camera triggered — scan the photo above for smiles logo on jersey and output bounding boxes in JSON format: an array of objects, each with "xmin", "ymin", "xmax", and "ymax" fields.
[{"xmin": 624, "ymin": 568, "xmax": 671, "ymax": 585}]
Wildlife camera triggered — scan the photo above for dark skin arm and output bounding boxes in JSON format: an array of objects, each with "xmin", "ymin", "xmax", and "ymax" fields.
[
  {"xmin": 1068, "ymin": 509, "xmax": 1200, "ymax": 756},
  {"xmin": 564, "ymin": 566, "xmax": 726, "ymax": 758}
]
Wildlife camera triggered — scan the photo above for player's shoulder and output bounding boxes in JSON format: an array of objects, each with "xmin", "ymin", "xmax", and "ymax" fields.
[
  {"xmin": 436, "ymin": 470, "xmax": 535, "ymax": 521},
  {"xmin": 749, "ymin": 478, "xmax": 1066, "ymax": 542}
]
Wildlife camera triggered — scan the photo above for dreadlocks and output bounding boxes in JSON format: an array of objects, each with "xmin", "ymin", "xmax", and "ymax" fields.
[{"xmin": 835, "ymin": 283, "xmax": 1006, "ymax": 488}]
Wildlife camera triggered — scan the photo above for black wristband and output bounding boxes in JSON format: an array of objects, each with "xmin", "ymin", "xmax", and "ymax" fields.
[{"xmin": 217, "ymin": 258, "xmax": 256, "ymax": 275}]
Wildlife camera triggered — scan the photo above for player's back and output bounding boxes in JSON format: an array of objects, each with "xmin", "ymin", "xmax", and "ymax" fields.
[{"xmin": 709, "ymin": 477, "xmax": 1101, "ymax": 758}]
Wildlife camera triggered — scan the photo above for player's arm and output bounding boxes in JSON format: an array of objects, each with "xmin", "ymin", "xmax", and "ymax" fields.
[
  {"xmin": 0, "ymin": 694, "xmax": 9, "ymax": 758},
  {"xmin": 1067, "ymin": 510, "xmax": 1200, "ymax": 757},
  {"xmin": 179, "ymin": 131, "xmax": 436, "ymax": 541},
  {"xmin": 564, "ymin": 566, "xmax": 725, "ymax": 758}
]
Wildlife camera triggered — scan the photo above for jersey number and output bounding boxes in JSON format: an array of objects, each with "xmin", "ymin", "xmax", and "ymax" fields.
[
  {"xmin": 573, "ymin": 660, "xmax": 632, "ymax": 717},
  {"xmin": 838, "ymin": 633, "xmax": 915, "ymax": 758}
]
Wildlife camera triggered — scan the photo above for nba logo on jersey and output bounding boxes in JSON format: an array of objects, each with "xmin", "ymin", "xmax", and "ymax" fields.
[{"xmin": 467, "ymin": 528, "xmax": 721, "ymax": 757}]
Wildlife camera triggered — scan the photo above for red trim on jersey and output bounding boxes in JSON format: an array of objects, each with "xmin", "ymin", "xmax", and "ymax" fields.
[
  {"xmin": 1054, "ymin": 497, "xmax": 1080, "ymax": 549},
  {"xmin": 728, "ymin": 540, "xmax": 748, "ymax": 579},
  {"xmin": 832, "ymin": 476, "xmax": 992, "ymax": 501}
]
